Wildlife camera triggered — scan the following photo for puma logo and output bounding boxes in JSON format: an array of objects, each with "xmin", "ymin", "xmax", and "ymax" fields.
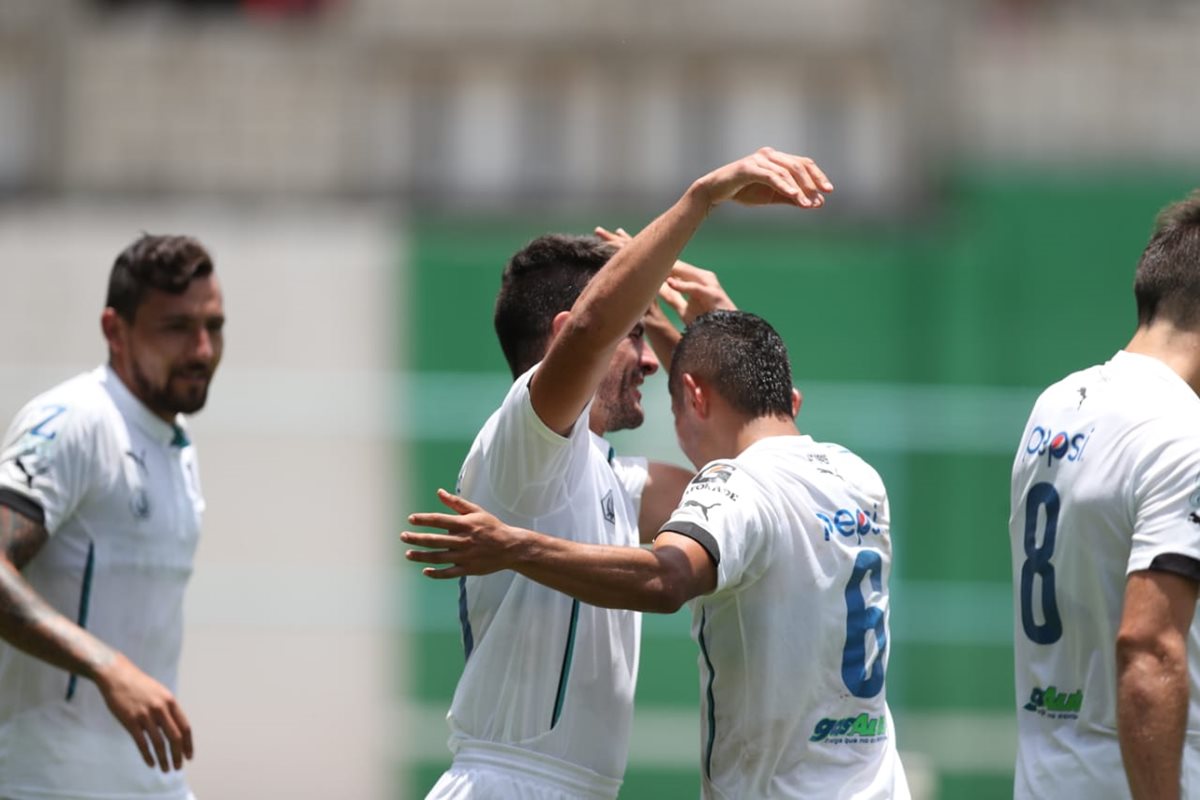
[{"xmin": 683, "ymin": 500, "xmax": 720, "ymax": 520}]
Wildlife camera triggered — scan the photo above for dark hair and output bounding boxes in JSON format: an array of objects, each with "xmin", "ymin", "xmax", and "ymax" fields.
[
  {"xmin": 669, "ymin": 310, "xmax": 794, "ymax": 420},
  {"xmin": 493, "ymin": 234, "xmax": 615, "ymax": 377},
  {"xmin": 106, "ymin": 234, "xmax": 214, "ymax": 322},
  {"xmin": 1134, "ymin": 190, "xmax": 1200, "ymax": 327}
]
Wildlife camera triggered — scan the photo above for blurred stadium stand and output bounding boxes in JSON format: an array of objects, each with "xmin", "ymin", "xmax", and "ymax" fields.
[{"xmin": 1, "ymin": 1, "xmax": 1199, "ymax": 798}]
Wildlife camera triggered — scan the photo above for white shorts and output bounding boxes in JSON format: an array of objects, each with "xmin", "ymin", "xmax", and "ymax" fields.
[{"xmin": 426, "ymin": 742, "xmax": 620, "ymax": 800}]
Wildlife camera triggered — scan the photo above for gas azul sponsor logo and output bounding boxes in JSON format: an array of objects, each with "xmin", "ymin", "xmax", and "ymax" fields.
[
  {"xmin": 1023, "ymin": 685, "xmax": 1083, "ymax": 717},
  {"xmin": 1024, "ymin": 425, "xmax": 1094, "ymax": 466},
  {"xmin": 816, "ymin": 504, "xmax": 881, "ymax": 543},
  {"xmin": 810, "ymin": 712, "xmax": 887, "ymax": 743}
]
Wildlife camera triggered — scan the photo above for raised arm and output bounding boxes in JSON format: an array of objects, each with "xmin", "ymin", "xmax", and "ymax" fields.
[
  {"xmin": 594, "ymin": 225, "xmax": 738, "ymax": 375},
  {"xmin": 402, "ymin": 489, "xmax": 716, "ymax": 613},
  {"xmin": 0, "ymin": 503, "xmax": 193, "ymax": 773},
  {"xmin": 531, "ymin": 149, "xmax": 832, "ymax": 435},
  {"xmin": 1117, "ymin": 568, "xmax": 1198, "ymax": 800}
]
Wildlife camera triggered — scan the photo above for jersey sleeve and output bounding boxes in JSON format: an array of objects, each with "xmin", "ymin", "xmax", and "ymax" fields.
[
  {"xmin": 479, "ymin": 363, "xmax": 593, "ymax": 517},
  {"xmin": 610, "ymin": 455, "xmax": 649, "ymax": 519},
  {"xmin": 0, "ymin": 398, "xmax": 96, "ymax": 535},
  {"xmin": 1128, "ymin": 427, "xmax": 1200, "ymax": 575},
  {"xmin": 657, "ymin": 460, "xmax": 768, "ymax": 593}
]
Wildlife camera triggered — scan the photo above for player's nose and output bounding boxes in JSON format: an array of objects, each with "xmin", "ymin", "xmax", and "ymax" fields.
[{"xmin": 640, "ymin": 342, "xmax": 659, "ymax": 376}]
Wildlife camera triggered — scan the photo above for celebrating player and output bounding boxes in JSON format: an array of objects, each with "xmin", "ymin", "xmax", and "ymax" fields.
[
  {"xmin": 418, "ymin": 149, "xmax": 833, "ymax": 799},
  {"xmin": 404, "ymin": 310, "xmax": 910, "ymax": 798}
]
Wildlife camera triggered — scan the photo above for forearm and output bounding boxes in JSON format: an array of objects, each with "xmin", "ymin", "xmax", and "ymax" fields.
[
  {"xmin": 557, "ymin": 187, "xmax": 710, "ymax": 359},
  {"xmin": 0, "ymin": 559, "xmax": 115, "ymax": 681},
  {"xmin": 513, "ymin": 530, "xmax": 689, "ymax": 614},
  {"xmin": 1118, "ymin": 647, "xmax": 1188, "ymax": 800},
  {"xmin": 643, "ymin": 313, "xmax": 681, "ymax": 376}
]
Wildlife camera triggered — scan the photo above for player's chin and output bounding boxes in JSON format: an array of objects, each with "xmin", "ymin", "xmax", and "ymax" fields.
[
  {"xmin": 611, "ymin": 403, "xmax": 645, "ymax": 432},
  {"xmin": 167, "ymin": 383, "xmax": 210, "ymax": 415}
]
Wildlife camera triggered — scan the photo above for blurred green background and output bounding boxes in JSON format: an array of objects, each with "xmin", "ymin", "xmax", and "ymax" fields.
[{"xmin": 399, "ymin": 169, "xmax": 1193, "ymax": 798}]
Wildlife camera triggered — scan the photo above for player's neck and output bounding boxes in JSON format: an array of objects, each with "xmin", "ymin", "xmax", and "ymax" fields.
[
  {"xmin": 1125, "ymin": 324, "xmax": 1200, "ymax": 395},
  {"xmin": 731, "ymin": 415, "xmax": 801, "ymax": 458}
]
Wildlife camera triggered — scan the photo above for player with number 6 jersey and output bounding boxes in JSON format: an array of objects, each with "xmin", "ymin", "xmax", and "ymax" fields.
[
  {"xmin": 405, "ymin": 311, "xmax": 909, "ymax": 799},
  {"xmin": 1010, "ymin": 190, "xmax": 1200, "ymax": 800}
]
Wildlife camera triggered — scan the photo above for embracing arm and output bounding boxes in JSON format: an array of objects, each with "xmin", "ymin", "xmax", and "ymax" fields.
[
  {"xmin": 1117, "ymin": 568, "xmax": 1198, "ymax": 800},
  {"xmin": 532, "ymin": 150, "xmax": 831, "ymax": 435},
  {"xmin": 402, "ymin": 489, "xmax": 716, "ymax": 613},
  {"xmin": 0, "ymin": 502, "xmax": 193, "ymax": 772}
]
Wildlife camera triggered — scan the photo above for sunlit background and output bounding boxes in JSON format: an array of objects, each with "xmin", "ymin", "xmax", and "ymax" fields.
[{"xmin": 1, "ymin": 1, "xmax": 1198, "ymax": 797}]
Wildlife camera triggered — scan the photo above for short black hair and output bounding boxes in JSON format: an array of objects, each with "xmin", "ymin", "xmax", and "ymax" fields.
[
  {"xmin": 1134, "ymin": 190, "xmax": 1200, "ymax": 328},
  {"xmin": 493, "ymin": 234, "xmax": 615, "ymax": 377},
  {"xmin": 106, "ymin": 234, "xmax": 214, "ymax": 322},
  {"xmin": 669, "ymin": 310, "xmax": 794, "ymax": 420}
]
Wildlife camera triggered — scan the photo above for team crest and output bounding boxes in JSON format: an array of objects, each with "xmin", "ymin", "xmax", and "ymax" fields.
[{"xmin": 601, "ymin": 489, "xmax": 615, "ymax": 524}]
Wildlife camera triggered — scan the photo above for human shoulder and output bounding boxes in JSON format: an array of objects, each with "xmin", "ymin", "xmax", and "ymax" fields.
[{"xmin": 8, "ymin": 368, "xmax": 114, "ymax": 439}]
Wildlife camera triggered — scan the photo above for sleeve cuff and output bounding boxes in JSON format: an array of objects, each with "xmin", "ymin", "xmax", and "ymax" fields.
[
  {"xmin": 1147, "ymin": 553, "xmax": 1200, "ymax": 583},
  {"xmin": 0, "ymin": 488, "xmax": 46, "ymax": 527},
  {"xmin": 658, "ymin": 520, "xmax": 720, "ymax": 566}
]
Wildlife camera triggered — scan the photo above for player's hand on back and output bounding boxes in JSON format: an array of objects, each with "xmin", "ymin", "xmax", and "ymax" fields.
[
  {"xmin": 691, "ymin": 147, "xmax": 833, "ymax": 209},
  {"xmin": 402, "ymin": 489, "xmax": 524, "ymax": 579},
  {"xmin": 93, "ymin": 653, "xmax": 193, "ymax": 773}
]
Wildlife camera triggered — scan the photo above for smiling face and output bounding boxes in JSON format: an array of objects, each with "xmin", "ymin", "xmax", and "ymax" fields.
[
  {"xmin": 103, "ymin": 274, "xmax": 225, "ymax": 422},
  {"xmin": 591, "ymin": 322, "xmax": 659, "ymax": 434}
]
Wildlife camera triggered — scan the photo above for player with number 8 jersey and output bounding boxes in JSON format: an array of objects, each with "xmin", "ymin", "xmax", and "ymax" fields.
[{"xmin": 1009, "ymin": 190, "xmax": 1200, "ymax": 800}]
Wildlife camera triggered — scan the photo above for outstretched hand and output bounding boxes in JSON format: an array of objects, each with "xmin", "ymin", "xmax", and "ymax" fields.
[
  {"xmin": 692, "ymin": 147, "xmax": 833, "ymax": 209},
  {"xmin": 402, "ymin": 489, "xmax": 525, "ymax": 579}
]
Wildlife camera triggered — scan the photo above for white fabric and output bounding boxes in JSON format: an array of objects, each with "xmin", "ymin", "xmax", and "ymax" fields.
[
  {"xmin": 661, "ymin": 435, "xmax": 910, "ymax": 800},
  {"xmin": 1010, "ymin": 350, "xmax": 1200, "ymax": 799},
  {"xmin": 439, "ymin": 363, "xmax": 644, "ymax": 793},
  {"xmin": 0, "ymin": 366, "xmax": 202, "ymax": 800},
  {"xmin": 426, "ymin": 741, "xmax": 621, "ymax": 800}
]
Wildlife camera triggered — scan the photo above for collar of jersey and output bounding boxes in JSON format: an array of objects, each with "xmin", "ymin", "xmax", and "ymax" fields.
[
  {"xmin": 1111, "ymin": 350, "xmax": 1200, "ymax": 405},
  {"xmin": 99, "ymin": 364, "xmax": 189, "ymax": 448},
  {"xmin": 589, "ymin": 431, "xmax": 616, "ymax": 466}
]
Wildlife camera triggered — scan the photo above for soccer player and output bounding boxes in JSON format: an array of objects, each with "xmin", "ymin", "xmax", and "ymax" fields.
[
  {"xmin": 404, "ymin": 310, "xmax": 911, "ymax": 799},
  {"xmin": 422, "ymin": 149, "xmax": 833, "ymax": 799},
  {"xmin": 1008, "ymin": 191, "xmax": 1200, "ymax": 800},
  {"xmin": 0, "ymin": 235, "xmax": 223, "ymax": 799}
]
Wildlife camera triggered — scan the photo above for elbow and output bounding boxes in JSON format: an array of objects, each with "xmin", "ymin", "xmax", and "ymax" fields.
[
  {"xmin": 647, "ymin": 589, "xmax": 686, "ymax": 615},
  {"xmin": 642, "ymin": 575, "xmax": 694, "ymax": 614},
  {"xmin": 1116, "ymin": 628, "xmax": 1187, "ymax": 684}
]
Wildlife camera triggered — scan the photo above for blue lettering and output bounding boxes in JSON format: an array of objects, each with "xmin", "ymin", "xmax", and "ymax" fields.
[{"xmin": 816, "ymin": 512, "xmax": 834, "ymax": 541}]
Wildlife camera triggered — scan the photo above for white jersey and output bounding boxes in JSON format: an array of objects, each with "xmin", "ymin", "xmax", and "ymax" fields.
[
  {"xmin": 0, "ymin": 366, "xmax": 203, "ymax": 800},
  {"xmin": 443, "ymin": 364, "xmax": 647, "ymax": 797},
  {"xmin": 1010, "ymin": 350, "xmax": 1200, "ymax": 799},
  {"xmin": 660, "ymin": 435, "xmax": 909, "ymax": 800}
]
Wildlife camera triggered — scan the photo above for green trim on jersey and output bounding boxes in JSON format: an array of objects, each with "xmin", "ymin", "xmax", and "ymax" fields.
[
  {"xmin": 698, "ymin": 606, "xmax": 717, "ymax": 780},
  {"xmin": 65, "ymin": 541, "xmax": 96, "ymax": 701},
  {"xmin": 551, "ymin": 598, "xmax": 581, "ymax": 728}
]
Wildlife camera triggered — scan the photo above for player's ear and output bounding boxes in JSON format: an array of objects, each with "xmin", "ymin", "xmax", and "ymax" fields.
[
  {"xmin": 100, "ymin": 308, "xmax": 125, "ymax": 354},
  {"xmin": 549, "ymin": 310, "xmax": 571, "ymax": 338},
  {"xmin": 791, "ymin": 387, "xmax": 803, "ymax": 418},
  {"xmin": 682, "ymin": 373, "xmax": 709, "ymax": 418}
]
